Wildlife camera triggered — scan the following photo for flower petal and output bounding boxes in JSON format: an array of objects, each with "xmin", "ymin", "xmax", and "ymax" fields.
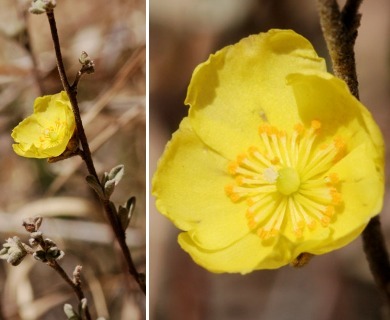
[
  {"xmin": 153, "ymin": 117, "xmax": 250, "ymax": 248},
  {"xmin": 187, "ymin": 209, "xmax": 251, "ymax": 250},
  {"xmin": 186, "ymin": 29, "xmax": 326, "ymax": 160},
  {"xmin": 288, "ymin": 72, "xmax": 384, "ymax": 154},
  {"xmin": 179, "ymin": 232, "xmax": 291, "ymax": 273},
  {"xmin": 309, "ymin": 144, "xmax": 383, "ymax": 254}
]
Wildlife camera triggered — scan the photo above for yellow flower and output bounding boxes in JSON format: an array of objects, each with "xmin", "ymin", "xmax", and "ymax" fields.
[
  {"xmin": 12, "ymin": 91, "xmax": 76, "ymax": 159},
  {"xmin": 152, "ymin": 29, "xmax": 384, "ymax": 273}
]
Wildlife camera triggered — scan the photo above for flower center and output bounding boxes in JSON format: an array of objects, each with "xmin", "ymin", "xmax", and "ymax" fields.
[
  {"xmin": 39, "ymin": 119, "xmax": 66, "ymax": 148},
  {"xmin": 48, "ymin": 130, "xmax": 60, "ymax": 141},
  {"xmin": 225, "ymin": 120, "xmax": 345, "ymax": 239},
  {"xmin": 276, "ymin": 167, "xmax": 300, "ymax": 195}
]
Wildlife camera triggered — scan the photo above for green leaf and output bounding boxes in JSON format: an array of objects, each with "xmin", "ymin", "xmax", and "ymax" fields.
[
  {"xmin": 108, "ymin": 164, "xmax": 125, "ymax": 186},
  {"xmin": 118, "ymin": 197, "xmax": 136, "ymax": 231},
  {"xmin": 100, "ymin": 172, "xmax": 109, "ymax": 186},
  {"xmin": 104, "ymin": 179, "xmax": 116, "ymax": 199},
  {"xmin": 63, "ymin": 304, "xmax": 80, "ymax": 320}
]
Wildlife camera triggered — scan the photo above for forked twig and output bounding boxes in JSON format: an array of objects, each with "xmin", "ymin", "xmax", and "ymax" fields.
[
  {"xmin": 45, "ymin": 9, "xmax": 145, "ymax": 294},
  {"xmin": 317, "ymin": 0, "xmax": 390, "ymax": 308}
]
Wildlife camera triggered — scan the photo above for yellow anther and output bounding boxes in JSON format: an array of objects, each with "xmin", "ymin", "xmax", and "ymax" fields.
[
  {"xmin": 237, "ymin": 153, "xmax": 247, "ymax": 164},
  {"xmin": 246, "ymin": 209, "xmax": 254, "ymax": 218},
  {"xmin": 226, "ymin": 119, "xmax": 345, "ymax": 240},
  {"xmin": 278, "ymin": 130, "xmax": 287, "ymax": 138},
  {"xmin": 334, "ymin": 137, "xmax": 345, "ymax": 150},
  {"xmin": 259, "ymin": 124, "xmax": 272, "ymax": 135},
  {"xmin": 333, "ymin": 137, "xmax": 346, "ymax": 162},
  {"xmin": 294, "ymin": 228, "xmax": 303, "ymax": 238},
  {"xmin": 326, "ymin": 172, "xmax": 340, "ymax": 185},
  {"xmin": 230, "ymin": 194, "xmax": 240, "ymax": 202},
  {"xmin": 248, "ymin": 146, "xmax": 259, "ymax": 156},
  {"xmin": 246, "ymin": 198, "xmax": 255, "ymax": 206},
  {"xmin": 324, "ymin": 206, "xmax": 335, "ymax": 217},
  {"xmin": 321, "ymin": 216, "xmax": 330, "ymax": 227},
  {"xmin": 330, "ymin": 190, "xmax": 342, "ymax": 205},
  {"xmin": 257, "ymin": 228, "xmax": 264, "ymax": 238},
  {"xmin": 311, "ymin": 120, "xmax": 321, "ymax": 130},
  {"xmin": 257, "ymin": 229, "xmax": 270, "ymax": 240},
  {"xmin": 247, "ymin": 219, "xmax": 257, "ymax": 230},
  {"xmin": 224, "ymin": 184, "xmax": 234, "ymax": 195},
  {"xmin": 235, "ymin": 176, "xmax": 245, "ymax": 186},
  {"xmin": 227, "ymin": 162, "xmax": 239, "ymax": 175},
  {"xmin": 294, "ymin": 123, "xmax": 305, "ymax": 134},
  {"xmin": 225, "ymin": 185, "xmax": 241, "ymax": 202},
  {"xmin": 269, "ymin": 126, "xmax": 279, "ymax": 136}
]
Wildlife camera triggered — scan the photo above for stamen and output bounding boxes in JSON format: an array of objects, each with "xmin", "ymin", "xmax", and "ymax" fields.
[
  {"xmin": 311, "ymin": 120, "xmax": 321, "ymax": 130},
  {"xmin": 325, "ymin": 172, "xmax": 340, "ymax": 185},
  {"xmin": 235, "ymin": 175, "xmax": 268, "ymax": 186},
  {"xmin": 249, "ymin": 147, "xmax": 273, "ymax": 167},
  {"xmin": 257, "ymin": 198, "xmax": 286, "ymax": 239},
  {"xmin": 225, "ymin": 120, "xmax": 345, "ymax": 240}
]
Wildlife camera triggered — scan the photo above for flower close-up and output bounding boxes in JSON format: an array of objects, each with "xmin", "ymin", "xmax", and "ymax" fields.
[
  {"xmin": 11, "ymin": 91, "xmax": 76, "ymax": 159},
  {"xmin": 152, "ymin": 29, "xmax": 384, "ymax": 273}
]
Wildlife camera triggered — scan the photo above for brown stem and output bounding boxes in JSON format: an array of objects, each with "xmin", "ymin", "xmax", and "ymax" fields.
[
  {"xmin": 33, "ymin": 233, "xmax": 92, "ymax": 319},
  {"xmin": 317, "ymin": 0, "xmax": 360, "ymax": 97},
  {"xmin": 102, "ymin": 199, "xmax": 146, "ymax": 293},
  {"xmin": 48, "ymin": 260, "xmax": 92, "ymax": 320},
  {"xmin": 317, "ymin": 0, "xmax": 390, "ymax": 307},
  {"xmin": 46, "ymin": 10, "xmax": 97, "ymax": 179},
  {"xmin": 45, "ymin": 9, "xmax": 145, "ymax": 294},
  {"xmin": 362, "ymin": 217, "xmax": 390, "ymax": 304},
  {"xmin": 71, "ymin": 70, "xmax": 84, "ymax": 91}
]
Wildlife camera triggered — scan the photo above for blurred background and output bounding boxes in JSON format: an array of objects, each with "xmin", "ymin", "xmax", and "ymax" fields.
[
  {"xmin": 150, "ymin": 0, "xmax": 390, "ymax": 319},
  {"xmin": 0, "ymin": 0, "xmax": 145, "ymax": 319}
]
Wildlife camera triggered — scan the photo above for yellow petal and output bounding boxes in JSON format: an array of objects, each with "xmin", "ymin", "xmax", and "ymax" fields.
[
  {"xmin": 288, "ymin": 72, "xmax": 384, "ymax": 154},
  {"xmin": 186, "ymin": 29, "xmax": 326, "ymax": 160},
  {"xmin": 179, "ymin": 232, "xmax": 291, "ymax": 273},
  {"xmin": 308, "ymin": 144, "xmax": 383, "ymax": 255},
  {"xmin": 153, "ymin": 118, "xmax": 248, "ymax": 242},
  {"xmin": 187, "ymin": 209, "xmax": 251, "ymax": 251},
  {"xmin": 33, "ymin": 95, "xmax": 51, "ymax": 112}
]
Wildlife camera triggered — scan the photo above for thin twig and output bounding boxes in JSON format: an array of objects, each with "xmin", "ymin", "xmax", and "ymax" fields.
[
  {"xmin": 26, "ymin": 223, "xmax": 93, "ymax": 320},
  {"xmin": 317, "ymin": 0, "xmax": 360, "ymax": 97},
  {"xmin": 46, "ymin": 105, "xmax": 144, "ymax": 194},
  {"xmin": 45, "ymin": 9, "xmax": 145, "ymax": 294},
  {"xmin": 46, "ymin": 10, "xmax": 97, "ymax": 178},
  {"xmin": 48, "ymin": 260, "xmax": 92, "ymax": 320},
  {"xmin": 317, "ymin": 0, "xmax": 390, "ymax": 307},
  {"xmin": 19, "ymin": 9, "xmax": 45, "ymax": 95},
  {"xmin": 362, "ymin": 217, "xmax": 390, "ymax": 305}
]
